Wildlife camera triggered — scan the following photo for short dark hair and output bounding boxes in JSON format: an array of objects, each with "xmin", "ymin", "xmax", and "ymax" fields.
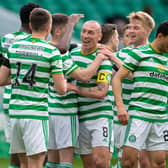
[
  {"xmin": 19, "ymin": 2, "xmax": 41, "ymax": 25},
  {"xmin": 51, "ymin": 13, "xmax": 68, "ymax": 35},
  {"xmin": 99, "ymin": 24, "xmax": 117, "ymax": 44},
  {"xmin": 156, "ymin": 21, "xmax": 168, "ymax": 37},
  {"xmin": 30, "ymin": 8, "xmax": 52, "ymax": 32}
]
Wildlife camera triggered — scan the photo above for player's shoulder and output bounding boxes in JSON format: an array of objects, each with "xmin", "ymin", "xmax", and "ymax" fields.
[
  {"xmin": 133, "ymin": 44, "xmax": 150, "ymax": 52},
  {"xmin": 70, "ymin": 45, "xmax": 81, "ymax": 55}
]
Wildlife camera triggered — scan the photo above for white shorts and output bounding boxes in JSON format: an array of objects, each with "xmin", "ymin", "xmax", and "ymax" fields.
[
  {"xmin": 48, "ymin": 115, "xmax": 79, "ymax": 150},
  {"xmin": 4, "ymin": 114, "xmax": 11, "ymax": 143},
  {"xmin": 77, "ymin": 118, "xmax": 113, "ymax": 155},
  {"xmin": 124, "ymin": 118, "xmax": 168, "ymax": 151},
  {"xmin": 114, "ymin": 123, "xmax": 127, "ymax": 149},
  {"xmin": 10, "ymin": 119, "xmax": 48, "ymax": 156}
]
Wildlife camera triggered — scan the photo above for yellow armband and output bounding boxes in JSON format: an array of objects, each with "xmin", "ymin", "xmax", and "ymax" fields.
[{"xmin": 97, "ymin": 72, "xmax": 111, "ymax": 83}]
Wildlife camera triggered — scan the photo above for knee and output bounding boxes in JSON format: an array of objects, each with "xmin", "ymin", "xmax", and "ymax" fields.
[
  {"xmin": 122, "ymin": 154, "xmax": 138, "ymax": 168},
  {"xmin": 151, "ymin": 159, "xmax": 166, "ymax": 168},
  {"xmin": 93, "ymin": 154, "xmax": 108, "ymax": 168}
]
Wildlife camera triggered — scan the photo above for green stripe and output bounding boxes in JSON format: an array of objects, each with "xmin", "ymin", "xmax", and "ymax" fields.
[
  {"xmin": 123, "ymin": 118, "xmax": 132, "ymax": 146},
  {"xmin": 12, "ymin": 94, "xmax": 47, "ymax": 102},
  {"xmin": 133, "ymin": 87, "xmax": 166, "ymax": 96},
  {"xmin": 71, "ymin": 115, "xmax": 77, "ymax": 147},
  {"xmin": 131, "ymin": 97, "xmax": 166, "ymax": 107},
  {"xmin": 129, "ymin": 106, "xmax": 167, "ymax": 114},
  {"xmin": 79, "ymin": 115, "xmax": 113, "ymax": 122},
  {"xmin": 9, "ymin": 115, "xmax": 48, "ymax": 120},
  {"xmin": 12, "ymin": 85, "xmax": 47, "ymax": 93},
  {"xmin": 134, "ymin": 76, "xmax": 167, "ymax": 86},
  {"xmin": 10, "ymin": 104, "xmax": 47, "ymax": 111},
  {"xmin": 79, "ymin": 106, "xmax": 112, "ymax": 115},
  {"xmin": 42, "ymin": 120, "xmax": 48, "ymax": 149},
  {"xmin": 108, "ymin": 118, "xmax": 113, "ymax": 148},
  {"xmin": 49, "ymin": 112, "xmax": 77, "ymax": 116},
  {"xmin": 48, "ymin": 102, "xmax": 78, "ymax": 108},
  {"xmin": 130, "ymin": 116, "xmax": 168, "ymax": 122}
]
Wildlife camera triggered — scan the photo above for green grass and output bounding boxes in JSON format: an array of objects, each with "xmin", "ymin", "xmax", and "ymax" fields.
[{"xmin": 0, "ymin": 158, "xmax": 9, "ymax": 168}]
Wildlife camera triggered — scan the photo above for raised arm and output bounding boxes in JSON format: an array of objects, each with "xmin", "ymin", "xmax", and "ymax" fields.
[{"xmin": 55, "ymin": 14, "xmax": 84, "ymax": 54}]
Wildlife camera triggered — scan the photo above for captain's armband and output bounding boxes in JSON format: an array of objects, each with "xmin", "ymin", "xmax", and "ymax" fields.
[{"xmin": 97, "ymin": 72, "xmax": 111, "ymax": 83}]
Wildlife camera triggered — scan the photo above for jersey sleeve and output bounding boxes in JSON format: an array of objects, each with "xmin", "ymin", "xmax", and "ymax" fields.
[
  {"xmin": 96, "ymin": 60, "xmax": 112, "ymax": 84},
  {"xmin": 50, "ymin": 49, "xmax": 63, "ymax": 74},
  {"xmin": 122, "ymin": 49, "xmax": 142, "ymax": 72},
  {"xmin": 62, "ymin": 52, "xmax": 79, "ymax": 76}
]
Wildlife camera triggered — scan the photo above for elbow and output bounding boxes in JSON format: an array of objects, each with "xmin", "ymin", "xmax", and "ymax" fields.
[
  {"xmin": 80, "ymin": 77, "xmax": 89, "ymax": 83},
  {"xmin": 56, "ymin": 88, "xmax": 67, "ymax": 95},
  {"xmin": 76, "ymin": 75, "xmax": 90, "ymax": 83},
  {"xmin": 95, "ymin": 92, "xmax": 106, "ymax": 99}
]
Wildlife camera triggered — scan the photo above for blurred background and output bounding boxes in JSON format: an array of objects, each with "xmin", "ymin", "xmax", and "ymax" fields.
[
  {"xmin": 0, "ymin": 0, "xmax": 168, "ymax": 164},
  {"xmin": 0, "ymin": 0, "xmax": 168, "ymax": 41}
]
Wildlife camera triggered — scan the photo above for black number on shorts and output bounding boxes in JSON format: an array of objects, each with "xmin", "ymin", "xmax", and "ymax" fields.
[
  {"xmin": 163, "ymin": 130, "xmax": 168, "ymax": 141},
  {"xmin": 15, "ymin": 62, "xmax": 37, "ymax": 87},
  {"xmin": 103, "ymin": 127, "xmax": 108, "ymax": 137}
]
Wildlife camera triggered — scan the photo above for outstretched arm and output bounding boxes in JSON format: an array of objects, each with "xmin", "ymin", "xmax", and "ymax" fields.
[
  {"xmin": 68, "ymin": 82, "xmax": 109, "ymax": 99},
  {"xmin": 69, "ymin": 53, "xmax": 107, "ymax": 82},
  {"xmin": 55, "ymin": 14, "xmax": 84, "ymax": 54}
]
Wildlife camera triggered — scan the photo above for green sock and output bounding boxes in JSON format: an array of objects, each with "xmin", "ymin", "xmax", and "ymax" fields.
[
  {"xmin": 59, "ymin": 162, "xmax": 73, "ymax": 168},
  {"xmin": 45, "ymin": 161, "xmax": 60, "ymax": 168}
]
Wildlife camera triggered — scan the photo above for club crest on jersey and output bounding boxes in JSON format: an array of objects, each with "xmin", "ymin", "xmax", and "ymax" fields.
[
  {"xmin": 158, "ymin": 64, "xmax": 166, "ymax": 73},
  {"xmin": 128, "ymin": 134, "xmax": 136, "ymax": 142}
]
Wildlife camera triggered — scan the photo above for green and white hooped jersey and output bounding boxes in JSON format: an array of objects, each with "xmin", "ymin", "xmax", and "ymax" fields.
[
  {"xmin": 113, "ymin": 46, "xmax": 134, "ymax": 124},
  {"xmin": 8, "ymin": 37, "xmax": 63, "ymax": 120},
  {"xmin": 70, "ymin": 47, "xmax": 113, "ymax": 122},
  {"xmin": 48, "ymin": 52, "xmax": 79, "ymax": 116},
  {"xmin": 123, "ymin": 44, "xmax": 168, "ymax": 122},
  {"xmin": 0, "ymin": 32, "xmax": 31, "ymax": 115}
]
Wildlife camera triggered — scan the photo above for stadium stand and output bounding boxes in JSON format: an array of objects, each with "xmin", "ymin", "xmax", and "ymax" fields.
[{"xmin": 0, "ymin": 0, "xmax": 168, "ymax": 40}]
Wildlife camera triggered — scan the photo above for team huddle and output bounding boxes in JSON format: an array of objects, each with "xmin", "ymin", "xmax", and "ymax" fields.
[{"xmin": 0, "ymin": 2, "xmax": 168, "ymax": 168}]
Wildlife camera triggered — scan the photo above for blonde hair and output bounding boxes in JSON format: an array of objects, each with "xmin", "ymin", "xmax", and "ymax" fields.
[{"xmin": 127, "ymin": 11, "xmax": 155, "ymax": 32}]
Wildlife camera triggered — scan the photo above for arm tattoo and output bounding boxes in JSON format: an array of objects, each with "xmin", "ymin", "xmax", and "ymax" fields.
[
  {"xmin": 97, "ymin": 83, "xmax": 105, "ymax": 91},
  {"xmin": 77, "ymin": 85, "xmax": 83, "ymax": 91}
]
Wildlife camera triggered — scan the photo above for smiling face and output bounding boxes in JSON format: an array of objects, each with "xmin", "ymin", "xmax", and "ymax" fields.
[
  {"xmin": 127, "ymin": 19, "xmax": 148, "ymax": 47},
  {"xmin": 80, "ymin": 21, "xmax": 102, "ymax": 53}
]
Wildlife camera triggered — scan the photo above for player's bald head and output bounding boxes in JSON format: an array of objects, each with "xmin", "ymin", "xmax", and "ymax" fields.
[{"xmin": 83, "ymin": 20, "xmax": 102, "ymax": 33}]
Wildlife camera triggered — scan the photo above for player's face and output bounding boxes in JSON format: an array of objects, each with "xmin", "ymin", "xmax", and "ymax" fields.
[
  {"xmin": 111, "ymin": 30, "xmax": 119, "ymax": 51},
  {"xmin": 157, "ymin": 34, "xmax": 168, "ymax": 53},
  {"xmin": 59, "ymin": 25, "xmax": 67, "ymax": 39},
  {"xmin": 122, "ymin": 29, "xmax": 131, "ymax": 47},
  {"xmin": 127, "ymin": 19, "xmax": 148, "ymax": 47},
  {"xmin": 81, "ymin": 23, "xmax": 102, "ymax": 51}
]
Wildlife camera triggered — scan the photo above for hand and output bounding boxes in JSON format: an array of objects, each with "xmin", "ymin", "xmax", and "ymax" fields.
[
  {"xmin": 117, "ymin": 107, "xmax": 129, "ymax": 125},
  {"xmin": 68, "ymin": 14, "xmax": 84, "ymax": 26},
  {"xmin": 97, "ymin": 44, "xmax": 113, "ymax": 52},
  {"xmin": 96, "ymin": 53, "xmax": 108, "ymax": 61},
  {"xmin": 67, "ymin": 82, "xmax": 77, "ymax": 91}
]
